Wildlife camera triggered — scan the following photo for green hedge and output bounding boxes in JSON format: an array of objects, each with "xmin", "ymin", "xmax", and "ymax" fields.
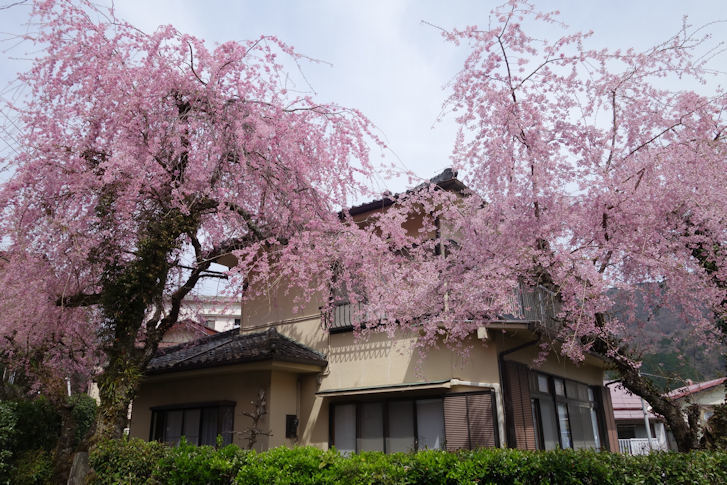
[{"xmin": 89, "ymin": 438, "xmax": 727, "ymax": 485}]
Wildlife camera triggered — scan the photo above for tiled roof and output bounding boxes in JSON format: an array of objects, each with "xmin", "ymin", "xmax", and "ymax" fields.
[
  {"xmin": 147, "ymin": 327, "xmax": 327, "ymax": 375},
  {"xmin": 346, "ymin": 168, "xmax": 466, "ymax": 217},
  {"xmin": 667, "ymin": 377, "xmax": 727, "ymax": 400}
]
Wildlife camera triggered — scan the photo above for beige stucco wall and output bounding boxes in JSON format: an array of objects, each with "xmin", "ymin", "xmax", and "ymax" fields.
[
  {"xmin": 129, "ymin": 367, "xmax": 271, "ymax": 451},
  {"xmin": 322, "ymin": 331, "xmax": 501, "ymax": 391},
  {"xmin": 500, "ymin": 333, "xmax": 607, "ymax": 386},
  {"xmin": 268, "ymin": 371, "xmax": 300, "ymax": 448}
]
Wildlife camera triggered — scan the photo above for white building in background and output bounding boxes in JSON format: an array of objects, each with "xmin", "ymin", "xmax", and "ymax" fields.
[
  {"xmin": 177, "ymin": 295, "xmax": 241, "ymax": 332},
  {"xmin": 159, "ymin": 295, "xmax": 242, "ymax": 348},
  {"xmin": 667, "ymin": 377, "xmax": 727, "ymax": 427}
]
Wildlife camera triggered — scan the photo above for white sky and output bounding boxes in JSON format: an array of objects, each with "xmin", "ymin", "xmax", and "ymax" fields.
[{"xmin": 1, "ymin": 1, "xmax": 726, "ymax": 194}]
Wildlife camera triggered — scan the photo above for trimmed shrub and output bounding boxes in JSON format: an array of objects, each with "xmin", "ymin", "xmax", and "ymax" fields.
[
  {"xmin": 88, "ymin": 439, "xmax": 727, "ymax": 485},
  {"xmin": 0, "ymin": 398, "xmax": 59, "ymax": 485},
  {"xmin": 152, "ymin": 439, "xmax": 252, "ymax": 485},
  {"xmin": 89, "ymin": 437, "xmax": 169, "ymax": 485},
  {"xmin": 0, "ymin": 401, "xmax": 18, "ymax": 483},
  {"xmin": 10, "ymin": 450, "xmax": 53, "ymax": 485}
]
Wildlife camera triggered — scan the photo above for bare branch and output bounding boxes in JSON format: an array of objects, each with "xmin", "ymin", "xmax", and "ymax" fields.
[
  {"xmin": 605, "ymin": 90, "xmax": 618, "ymax": 171},
  {"xmin": 187, "ymin": 41, "xmax": 207, "ymax": 86}
]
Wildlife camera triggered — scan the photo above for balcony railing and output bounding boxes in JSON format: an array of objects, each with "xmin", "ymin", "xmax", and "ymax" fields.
[
  {"xmin": 326, "ymin": 301, "xmax": 358, "ymax": 332},
  {"xmin": 618, "ymin": 438, "xmax": 667, "ymax": 455},
  {"xmin": 509, "ymin": 284, "xmax": 563, "ymax": 334},
  {"xmin": 325, "ymin": 284, "xmax": 563, "ymax": 334}
]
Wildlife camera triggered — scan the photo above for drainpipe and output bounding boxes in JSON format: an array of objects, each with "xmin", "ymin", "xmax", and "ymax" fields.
[
  {"xmin": 497, "ymin": 337, "xmax": 540, "ymax": 448},
  {"xmin": 641, "ymin": 397, "xmax": 654, "ymax": 451}
]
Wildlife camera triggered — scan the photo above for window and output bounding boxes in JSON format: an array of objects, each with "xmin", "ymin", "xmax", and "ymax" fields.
[
  {"xmin": 530, "ymin": 373, "xmax": 603, "ymax": 450},
  {"xmin": 233, "ymin": 318, "xmax": 241, "ymax": 327},
  {"xmin": 150, "ymin": 402, "xmax": 234, "ymax": 446},
  {"xmin": 331, "ymin": 392, "xmax": 498, "ymax": 453},
  {"xmin": 331, "ymin": 397, "xmax": 445, "ymax": 453},
  {"xmin": 617, "ymin": 424, "xmax": 636, "ymax": 440}
]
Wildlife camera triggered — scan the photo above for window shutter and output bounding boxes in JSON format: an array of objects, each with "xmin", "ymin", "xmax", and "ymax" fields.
[
  {"xmin": 443, "ymin": 394, "xmax": 469, "ymax": 451},
  {"xmin": 503, "ymin": 361, "xmax": 537, "ymax": 450},
  {"xmin": 599, "ymin": 386, "xmax": 620, "ymax": 452},
  {"xmin": 466, "ymin": 393, "xmax": 497, "ymax": 448}
]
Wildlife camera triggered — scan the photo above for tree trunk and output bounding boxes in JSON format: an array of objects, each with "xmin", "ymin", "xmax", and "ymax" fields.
[
  {"xmin": 92, "ymin": 355, "xmax": 143, "ymax": 443},
  {"xmin": 615, "ymin": 363, "xmax": 700, "ymax": 451},
  {"xmin": 591, "ymin": 316, "xmax": 702, "ymax": 451}
]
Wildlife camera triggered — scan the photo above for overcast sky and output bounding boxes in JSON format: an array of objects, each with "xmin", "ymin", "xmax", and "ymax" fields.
[
  {"xmin": 1, "ymin": 0, "xmax": 725, "ymax": 194},
  {"xmin": 1, "ymin": 1, "xmax": 725, "ymax": 296}
]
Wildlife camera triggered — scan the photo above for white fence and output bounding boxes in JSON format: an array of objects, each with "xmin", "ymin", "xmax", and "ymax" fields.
[{"xmin": 618, "ymin": 438, "xmax": 667, "ymax": 455}]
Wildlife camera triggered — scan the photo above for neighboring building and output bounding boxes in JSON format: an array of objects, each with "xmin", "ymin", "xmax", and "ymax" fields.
[
  {"xmin": 176, "ymin": 295, "xmax": 241, "ymax": 333},
  {"xmin": 159, "ymin": 295, "xmax": 241, "ymax": 348},
  {"xmin": 88, "ymin": 296, "xmax": 238, "ymax": 403},
  {"xmin": 128, "ymin": 170, "xmax": 620, "ymax": 453},
  {"xmin": 159, "ymin": 319, "xmax": 218, "ymax": 348},
  {"xmin": 667, "ymin": 377, "xmax": 727, "ymax": 427},
  {"xmin": 608, "ymin": 382, "xmax": 671, "ymax": 454}
]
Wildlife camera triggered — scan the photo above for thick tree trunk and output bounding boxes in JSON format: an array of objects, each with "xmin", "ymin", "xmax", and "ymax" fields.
[{"xmin": 92, "ymin": 356, "xmax": 144, "ymax": 443}]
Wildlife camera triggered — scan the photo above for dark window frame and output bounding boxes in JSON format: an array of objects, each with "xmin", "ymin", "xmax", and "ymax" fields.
[
  {"xmin": 529, "ymin": 372, "xmax": 605, "ymax": 451},
  {"xmin": 149, "ymin": 401, "xmax": 235, "ymax": 447}
]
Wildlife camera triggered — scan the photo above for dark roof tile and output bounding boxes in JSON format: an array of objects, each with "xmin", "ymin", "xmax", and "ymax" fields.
[{"xmin": 147, "ymin": 327, "xmax": 327, "ymax": 375}]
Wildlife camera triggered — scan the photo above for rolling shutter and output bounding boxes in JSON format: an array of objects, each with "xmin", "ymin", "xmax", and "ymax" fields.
[
  {"xmin": 443, "ymin": 391, "xmax": 498, "ymax": 450},
  {"xmin": 503, "ymin": 361, "xmax": 537, "ymax": 450},
  {"xmin": 443, "ymin": 394, "xmax": 469, "ymax": 451},
  {"xmin": 467, "ymin": 393, "xmax": 497, "ymax": 448}
]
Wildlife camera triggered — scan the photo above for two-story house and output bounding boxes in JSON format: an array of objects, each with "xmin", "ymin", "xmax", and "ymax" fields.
[{"xmin": 128, "ymin": 169, "xmax": 620, "ymax": 453}]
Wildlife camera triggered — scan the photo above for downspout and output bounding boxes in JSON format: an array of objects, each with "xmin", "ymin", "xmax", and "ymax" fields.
[{"xmin": 497, "ymin": 337, "xmax": 540, "ymax": 448}]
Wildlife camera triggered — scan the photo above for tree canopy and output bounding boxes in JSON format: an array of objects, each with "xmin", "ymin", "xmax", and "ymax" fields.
[{"xmin": 0, "ymin": 0, "xmax": 380, "ymax": 439}]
